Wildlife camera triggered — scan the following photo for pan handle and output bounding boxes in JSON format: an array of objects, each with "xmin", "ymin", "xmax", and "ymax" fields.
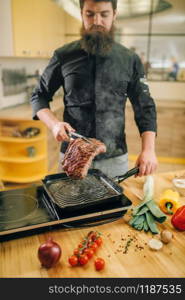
[{"xmin": 113, "ymin": 166, "xmax": 139, "ymax": 183}]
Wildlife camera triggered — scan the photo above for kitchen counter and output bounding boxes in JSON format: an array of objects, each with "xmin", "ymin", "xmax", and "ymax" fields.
[
  {"xmin": 1, "ymin": 95, "xmax": 185, "ymax": 162},
  {"xmin": 0, "ymin": 96, "xmax": 184, "ymax": 121},
  {"xmin": 0, "ymin": 96, "xmax": 63, "ymax": 119},
  {"xmin": 0, "ymin": 169, "xmax": 185, "ymax": 278},
  {"xmin": 148, "ymin": 81, "xmax": 185, "ymax": 102}
]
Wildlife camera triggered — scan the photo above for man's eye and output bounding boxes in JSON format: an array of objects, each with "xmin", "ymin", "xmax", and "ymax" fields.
[
  {"xmin": 101, "ymin": 13, "xmax": 109, "ymax": 17},
  {"xmin": 86, "ymin": 13, "xmax": 94, "ymax": 17}
]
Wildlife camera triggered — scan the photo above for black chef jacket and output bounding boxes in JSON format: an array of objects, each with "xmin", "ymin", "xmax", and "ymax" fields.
[{"xmin": 31, "ymin": 40, "xmax": 157, "ymax": 160}]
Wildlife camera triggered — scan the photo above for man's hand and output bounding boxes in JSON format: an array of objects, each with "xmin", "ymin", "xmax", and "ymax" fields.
[
  {"xmin": 135, "ymin": 131, "xmax": 158, "ymax": 176},
  {"xmin": 52, "ymin": 122, "xmax": 76, "ymax": 142},
  {"xmin": 36, "ymin": 108, "xmax": 76, "ymax": 142},
  {"xmin": 135, "ymin": 149, "xmax": 158, "ymax": 176}
]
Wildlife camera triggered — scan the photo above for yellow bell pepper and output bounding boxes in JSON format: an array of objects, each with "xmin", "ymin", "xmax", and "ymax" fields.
[{"xmin": 159, "ymin": 189, "xmax": 180, "ymax": 215}]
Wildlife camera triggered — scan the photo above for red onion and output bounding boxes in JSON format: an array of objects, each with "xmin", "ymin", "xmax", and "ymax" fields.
[{"xmin": 38, "ymin": 238, "xmax": 61, "ymax": 268}]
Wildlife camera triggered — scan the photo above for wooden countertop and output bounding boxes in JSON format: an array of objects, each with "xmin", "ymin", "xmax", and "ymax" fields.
[{"xmin": 0, "ymin": 169, "xmax": 185, "ymax": 278}]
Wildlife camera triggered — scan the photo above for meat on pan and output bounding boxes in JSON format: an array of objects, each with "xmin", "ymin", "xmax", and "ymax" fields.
[{"xmin": 61, "ymin": 138, "xmax": 106, "ymax": 179}]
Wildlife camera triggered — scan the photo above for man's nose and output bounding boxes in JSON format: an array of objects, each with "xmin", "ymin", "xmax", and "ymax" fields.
[{"xmin": 93, "ymin": 14, "xmax": 102, "ymax": 25}]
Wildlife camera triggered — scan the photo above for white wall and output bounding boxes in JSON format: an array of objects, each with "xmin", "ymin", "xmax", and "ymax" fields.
[
  {"xmin": 0, "ymin": 57, "xmax": 49, "ymax": 109},
  {"xmin": 0, "ymin": 0, "xmax": 14, "ymax": 56}
]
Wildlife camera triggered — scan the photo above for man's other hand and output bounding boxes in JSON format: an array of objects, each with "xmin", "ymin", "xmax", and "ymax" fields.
[
  {"xmin": 52, "ymin": 122, "xmax": 75, "ymax": 142},
  {"xmin": 135, "ymin": 150, "xmax": 158, "ymax": 177}
]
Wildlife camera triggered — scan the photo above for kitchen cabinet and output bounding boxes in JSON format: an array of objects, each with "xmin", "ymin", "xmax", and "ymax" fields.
[
  {"xmin": 11, "ymin": 0, "xmax": 66, "ymax": 57},
  {"xmin": 0, "ymin": 0, "xmax": 81, "ymax": 58},
  {"xmin": 0, "ymin": 118, "xmax": 48, "ymax": 183}
]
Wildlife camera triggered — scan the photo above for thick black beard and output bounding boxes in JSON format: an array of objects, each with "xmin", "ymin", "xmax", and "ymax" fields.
[{"xmin": 80, "ymin": 25, "xmax": 115, "ymax": 57}]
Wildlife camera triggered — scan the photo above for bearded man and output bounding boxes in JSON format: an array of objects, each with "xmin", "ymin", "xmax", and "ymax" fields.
[{"xmin": 30, "ymin": 0, "xmax": 158, "ymax": 177}]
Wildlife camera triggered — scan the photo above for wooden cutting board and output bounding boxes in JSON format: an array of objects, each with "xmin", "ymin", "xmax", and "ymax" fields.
[{"xmin": 0, "ymin": 170, "xmax": 185, "ymax": 278}]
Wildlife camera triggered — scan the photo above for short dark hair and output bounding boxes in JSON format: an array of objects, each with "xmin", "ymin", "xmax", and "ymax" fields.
[{"xmin": 79, "ymin": 0, "xmax": 117, "ymax": 10}]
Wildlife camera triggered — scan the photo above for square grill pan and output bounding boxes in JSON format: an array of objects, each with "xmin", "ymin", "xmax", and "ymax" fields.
[
  {"xmin": 42, "ymin": 167, "xmax": 138, "ymax": 213},
  {"xmin": 42, "ymin": 169, "xmax": 123, "ymax": 213}
]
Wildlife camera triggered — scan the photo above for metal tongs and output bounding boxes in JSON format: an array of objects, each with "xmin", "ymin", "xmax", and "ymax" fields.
[{"xmin": 68, "ymin": 131, "xmax": 93, "ymax": 144}]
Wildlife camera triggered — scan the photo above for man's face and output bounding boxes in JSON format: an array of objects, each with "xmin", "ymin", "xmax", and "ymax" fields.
[{"xmin": 81, "ymin": 0, "xmax": 117, "ymax": 32}]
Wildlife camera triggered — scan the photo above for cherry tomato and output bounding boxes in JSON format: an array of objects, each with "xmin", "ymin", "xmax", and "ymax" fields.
[
  {"xmin": 94, "ymin": 258, "xmax": 105, "ymax": 271},
  {"xmin": 90, "ymin": 242, "xmax": 98, "ymax": 252},
  {"xmin": 73, "ymin": 248, "xmax": 79, "ymax": 255},
  {"xmin": 68, "ymin": 255, "xmax": 78, "ymax": 266},
  {"xmin": 78, "ymin": 243, "xmax": 83, "ymax": 249},
  {"xmin": 79, "ymin": 254, "xmax": 88, "ymax": 266},
  {"xmin": 84, "ymin": 248, "xmax": 94, "ymax": 259},
  {"xmin": 95, "ymin": 237, "xmax": 103, "ymax": 247}
]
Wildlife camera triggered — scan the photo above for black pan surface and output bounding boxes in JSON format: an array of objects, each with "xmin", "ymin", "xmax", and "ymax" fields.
[{"xmin": 42, "ymin": 167, "xmax": 139, "ymax": 212}]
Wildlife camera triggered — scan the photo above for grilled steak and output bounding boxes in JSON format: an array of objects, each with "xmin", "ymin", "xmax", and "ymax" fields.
[{"xmin": 61, "ymin": 138, "xmax": 106, "ymax": 179}]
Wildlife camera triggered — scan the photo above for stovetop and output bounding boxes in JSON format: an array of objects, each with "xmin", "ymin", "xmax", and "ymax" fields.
[
  {"xmin": 0, "ymin": 184, "xmax": 132, "ymax": 241},
  {"xmin": 0, "ymin": 185, "xmax": 54, "ymax": 234}
]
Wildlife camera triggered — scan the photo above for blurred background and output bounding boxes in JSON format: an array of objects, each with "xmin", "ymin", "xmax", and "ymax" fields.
[{"xmin": 0, "ymin": 0, "xmax": 185, "ymax": 186}]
